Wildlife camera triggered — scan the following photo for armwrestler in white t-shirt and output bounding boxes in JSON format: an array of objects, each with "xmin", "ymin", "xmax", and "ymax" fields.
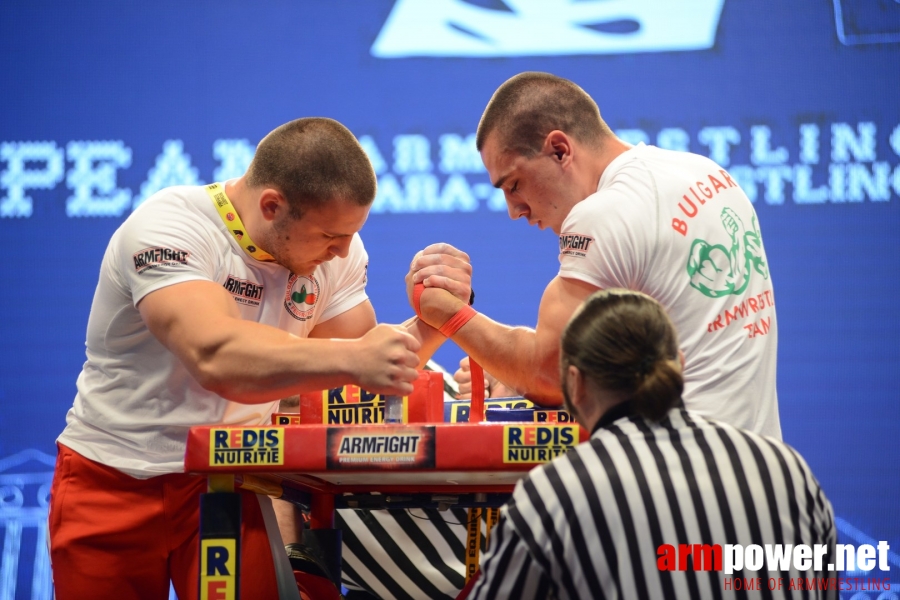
[
  {"xmin": 414, "ymin": 72, "xmax": 780, "ymax": 439},
  {"xmin": 59, "ymin": 184, "xmax": 378, "ymax": 477},
  {"xmin": 49, "ymin": 117, "xmax": 472, "ymax": 600}
]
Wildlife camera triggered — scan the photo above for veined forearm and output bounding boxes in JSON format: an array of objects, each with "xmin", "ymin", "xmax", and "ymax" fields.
[
  {"xmin": 141, "ymin": 281, "xmax": 419, "ymax": 402},
  {"xmin": 452, "ymin": 315, "xmax": 563, "ymax": 406},
  {"xmin": 187, "ymin": 321, "xmax": 358, "ymax": 404}
]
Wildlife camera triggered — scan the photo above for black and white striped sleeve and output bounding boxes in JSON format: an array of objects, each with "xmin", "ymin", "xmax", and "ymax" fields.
[{"xmin": 468, "ymin": 509, "xmax": 555, "ymax": 600}]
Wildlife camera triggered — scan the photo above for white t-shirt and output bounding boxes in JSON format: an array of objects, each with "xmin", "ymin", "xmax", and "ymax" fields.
[
  {"xmin": 558, "ymin": 144, "xmax": 781, "ymax": 438},
  {"xmin": 58, "ymin": 184, "xmax": 370, "ymax": 477}
]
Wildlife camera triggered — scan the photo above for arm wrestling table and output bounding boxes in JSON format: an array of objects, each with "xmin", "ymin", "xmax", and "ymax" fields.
[{"xmin": 184, "ymin": 370, "xmax": 586, "ymax": 599}]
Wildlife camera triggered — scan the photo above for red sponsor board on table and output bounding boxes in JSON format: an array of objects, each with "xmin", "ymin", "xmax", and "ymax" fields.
[
  {"xmin": 325, "ymin": 425, "xmax": 435, "ymax": 470},
  {"xmin": 188, "ymin": 423, "xmax": 590, "ymax": 473},
  {"xmin": 185, "ymin": 422, "xmax": 590, "ymax": 494},
  {"xmin": 297, "ymin": 370, "xmax": 444, "ymax": 425}
]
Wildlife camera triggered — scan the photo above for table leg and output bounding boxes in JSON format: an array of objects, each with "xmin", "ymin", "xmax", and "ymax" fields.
[
  {"xmin": 200, "ymin": 475, "xmax": 241, "ymax": 600},
  {"xmin": 304, "ymin": 492, "xmax": 342, "ymax": 590},
  {"xmin": 309, "ymin": 493, "xmax": 335, "ymax": 529}
]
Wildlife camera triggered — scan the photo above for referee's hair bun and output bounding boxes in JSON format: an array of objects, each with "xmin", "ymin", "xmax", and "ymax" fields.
[
  {"xmin": 560, "ymin": 289, "xmax": 684, "ymax": 422},
  {"xmin": 633, "ymin": 359, "xmax": 683, "ymax": 421}
]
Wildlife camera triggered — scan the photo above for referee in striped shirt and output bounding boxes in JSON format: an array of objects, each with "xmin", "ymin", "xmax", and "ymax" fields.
[{"xmin": 469, "ymin": 289, "xmax": 837, "ymax": 600}]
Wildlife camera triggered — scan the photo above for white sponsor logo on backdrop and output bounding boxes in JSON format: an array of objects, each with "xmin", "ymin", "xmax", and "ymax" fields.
[{"xmin": 372, "ymin": 0, "xmax": 725, "ymax": 58}]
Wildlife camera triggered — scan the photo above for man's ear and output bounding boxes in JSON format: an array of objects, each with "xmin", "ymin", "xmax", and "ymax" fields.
[
  {"xmin": 544, "ymin": 130, "xmax": 572, "ymax": 166},
  {"xmin": 566, "ymin": 364, "xmax": 585, "ymax": 409},
  {"xmin": 258, "ymin": 188, "xmax": 287, "ymax": 222}
]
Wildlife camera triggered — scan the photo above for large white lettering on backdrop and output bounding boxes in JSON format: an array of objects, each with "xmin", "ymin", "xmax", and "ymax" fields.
[
  {"xmin": 371, "ymin": 0, "xmax": 725, "ymax": 58},
  {"xmin": 2, "ymin": 122, "xmax": 900, "ymax": 218}
]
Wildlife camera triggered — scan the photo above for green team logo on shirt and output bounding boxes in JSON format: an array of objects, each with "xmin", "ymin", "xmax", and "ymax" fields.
[
  {"xmin": 291, "ymin": 285, "xmax": 316, "ymax": 305},
  {"xmin": 284, "ymin": 274, "xmax": 320, "ymax": 321},
  {"xmin": 686, "ymin": 208, "xmax": 769, "ymax": 298}
]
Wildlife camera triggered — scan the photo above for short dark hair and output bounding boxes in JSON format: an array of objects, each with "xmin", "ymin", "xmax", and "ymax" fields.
[
  {"xmin": 561, "ymin": 290, "xmax": 683, "ymax": 421},
  {"xmin": 246, "ymin": 117, "xmax": 376, "ymax": 219},
  {"xmin": 476, "ymin": 72, "xmax": 612, "ymax": 157}
]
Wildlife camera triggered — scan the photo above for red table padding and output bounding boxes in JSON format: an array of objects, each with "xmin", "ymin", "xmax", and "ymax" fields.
[{"xmin": 185, "ymin": 422, "xmax": 587, "ymax": 495}]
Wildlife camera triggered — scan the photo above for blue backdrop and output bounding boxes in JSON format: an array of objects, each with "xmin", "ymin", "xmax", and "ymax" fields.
[{"xmin": 1, "ymin": 1, "xmax": 898, "ymax": 597}]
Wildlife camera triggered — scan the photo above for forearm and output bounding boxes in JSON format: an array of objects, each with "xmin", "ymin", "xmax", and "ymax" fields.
[
  {"xmin": 184, "ymin": 320, "xmax": 360, "ymax": 404},
  {"xmin": 142, "ymin": 283, "xmax": 419, "ymax": 402},
  {"xmin": 416, "ymin": 287, "xmax": 562, "ymax": 405},
  {"xmin": 452, "ymin": 315, "xmax": 563, "ymax": 406},
  {"xmin": 415, "ymin": 276, "xmax": 593, "ymax": 406},
  {"xmin": 401, "ymin": 316, "xmax": 447, "ymax": 369}
]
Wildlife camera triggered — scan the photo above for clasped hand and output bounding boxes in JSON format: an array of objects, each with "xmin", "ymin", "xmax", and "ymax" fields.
[{"xmin": 405, "ymin": 243, "xmax": 473, "ymax": 328}]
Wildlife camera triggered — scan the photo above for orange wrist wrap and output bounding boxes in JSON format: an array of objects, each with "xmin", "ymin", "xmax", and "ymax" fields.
[
  {"xmin": 438, "ymin": 305, "xmax": 477, "ymax": 337},
  {"xmin": 413, "ymin": 282, "xmax": 425, "ymax": 318}
]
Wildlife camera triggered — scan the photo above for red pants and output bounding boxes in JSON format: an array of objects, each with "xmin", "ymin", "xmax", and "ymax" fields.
[{"xmin": 49, "ymin": 444, "xmax": 278, "ymax": 600}]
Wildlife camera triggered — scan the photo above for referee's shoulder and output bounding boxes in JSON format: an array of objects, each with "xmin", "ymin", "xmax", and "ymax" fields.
[{"xmin": 680, "ymin": 410, "xmax": 819, "ymax": 476}]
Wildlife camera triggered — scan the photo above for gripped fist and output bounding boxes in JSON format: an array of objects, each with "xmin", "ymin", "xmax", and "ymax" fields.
[
  {"xmin": 406, "ymin": 243, "xmax": 473, "ymax": 309},
  {"xmin": 354, "ymin": 324, "xmax": 421, "ymax": 395},
  {"xmin": 418, "ymin": 286, "xmax": 466, "ymax": 330},
  {"xmin": 453, "ymin": 356, "xmax": 517, "ymax": 400}
]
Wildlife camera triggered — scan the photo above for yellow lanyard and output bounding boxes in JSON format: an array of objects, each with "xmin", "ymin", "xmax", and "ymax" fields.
[{"xmin": 204, "ymin": 183, "xmax": 275, "ymax": 262}]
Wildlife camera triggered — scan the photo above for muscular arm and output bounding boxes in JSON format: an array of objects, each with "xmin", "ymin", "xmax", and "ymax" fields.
[
  {"xmin": 309, "ymin": 298, "xmax": 456, "ymax": 369},
  {"xmin": 138, "ymin": 280, "xmax": 420, "ymax": 404},
  {"xmin": 419, "ymin": 276, "xmax": 597, "ymax": 406},
  {"xmin": 308, "ymin": 300, "xmax": 378, "ymax": 339},
  {"xmin": 403, "ymin": 317, "xmax": 456, "ymax": 368}
]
